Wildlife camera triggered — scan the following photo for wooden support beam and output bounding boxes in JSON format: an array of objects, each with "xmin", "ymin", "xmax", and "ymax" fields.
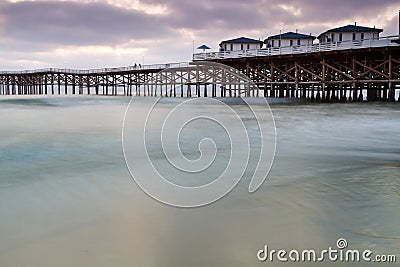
[
  {"xmin": 389, "ymin": 54, "xmax": 395, "ymax": 101},
  {"xmin": 321, "ymin": 60, "xmax": 355, "ymax": 80},
  {"xmin": 355, "ymin": 60, "xmax": 389, "ymax": 79},
  {"xmin": 322, "ymin": 60, "xmax": 326, "ymax": 100},
  {"xmin": 295, "ymin": 63, "xmax": 323, "ymax": 81},
  {"xmin": 273, "ymin": 64, "xmax": 296, "ymax": 81}
]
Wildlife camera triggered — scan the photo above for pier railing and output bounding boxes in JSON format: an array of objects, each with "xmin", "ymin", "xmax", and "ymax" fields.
[
  {"xmin": 193, "ymin": 35, "xmax": 400, "ymax": 61},
  {"xmin": 0, "ymin": 62, "xmax": 189, "ymax": 75}
]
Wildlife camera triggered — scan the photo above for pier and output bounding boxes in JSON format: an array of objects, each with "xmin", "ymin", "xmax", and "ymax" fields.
[
  {"xmin": 0, "ymin": 62, "xmax": 256, "ymax": 98},
  {"xmin": 195, "ymin": 35, "xmax": 400, "ymax": 102},
  {"xmin": 1, "ymin": 36, "xmax": 400, "ymax": 101}
]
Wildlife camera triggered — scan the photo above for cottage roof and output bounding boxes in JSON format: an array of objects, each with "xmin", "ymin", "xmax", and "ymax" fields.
[
  {"xmin": 318, "ymin": 25, "xmax": 383, "ymax": 38},
  {"xmin": 265, "ymin": 32, "xmax": 316, "ymax": 42},
  {"xmin": 219, "ymin": 37, "xmax": 263, "ymax": 46}
]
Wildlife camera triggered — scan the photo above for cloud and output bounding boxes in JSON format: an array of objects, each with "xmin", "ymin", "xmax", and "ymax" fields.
[
  {"xmin": 0, "ymin": 0, "xmax": 398, "ymax": 70},
  {"xmin": 0, "ymin": 0, "xmax": 172, "ymax": 46}
]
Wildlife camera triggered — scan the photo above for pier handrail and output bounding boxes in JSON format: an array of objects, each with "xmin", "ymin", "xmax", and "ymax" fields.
[
  {"xmin": 193, "ymin": 35, "xmax": 400, "ymax": 61},
  {"xmin": 0, "ymin": 62, "xmax": 190, "ymax": 75}
]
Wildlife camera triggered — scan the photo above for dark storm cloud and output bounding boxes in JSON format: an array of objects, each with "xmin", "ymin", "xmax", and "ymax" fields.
[
  {"xmin": 0, "ymin": 0, "xmax": 171, "ymax": 46},
  {"xmin": 0, "ymin": 0, "xmax": 398, "ymax": 69},
  {"xmin": 142, "ymin": 0, "xmax": 398, "ymax": 31},
  {"xmin": 164, "ymin": 0, "xmax": 273, "ymax": 29},
  {"xmin": 0, "ymin": 0, "xmax": 397, "ymax": 47},
  {"xmin": 289, "ymin": 0, "xmax": 398, "ymax": 23}
]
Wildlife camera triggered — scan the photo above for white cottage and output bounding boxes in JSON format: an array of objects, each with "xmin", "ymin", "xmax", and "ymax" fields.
[
  {"xmin": 264, "ymin": 32, "xmax": 316, "ymax": 48},
  {"xmin": 219, "ymin": 37, "xmax": 263, "ymax": 52},
  {"xmin": 318, "ymin": 24, "xmax": 383, "ymax": 43}
]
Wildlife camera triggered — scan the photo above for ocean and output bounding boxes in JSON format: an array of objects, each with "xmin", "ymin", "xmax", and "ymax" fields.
[{"xmin": 0, "ymin": 96, "xmax": 399, "ymax": 266}]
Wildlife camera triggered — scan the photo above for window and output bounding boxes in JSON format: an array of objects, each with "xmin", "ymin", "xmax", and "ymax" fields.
[
  {"xmin": 297, "ymin": 38, "xmax": 301, "ymax": 45},
  {"xmin": 230, "ymin": 44, "xmax": 233, "ymax": 51},
  {"xmin": 339, "ymin": 33, "xmax": 343, "ymax": 42},
  {"xmin": 326, "ymin": 35, "xmax": 330, "ymax": 42},
  {"xmin": 271, "ymin": 40, "xmax": 275, "ymax": 47},
  {"xmin": 241, "ymin": 44, "xmax": 244, "ymax": 50},
  {"xmin": 290, "ymin": 40, "xmax": 293, "ymax": 46},
  {"xmin": 247, "ymin": 44, "xmax": 250, "ymax": 50},
  {"xmin": 353, "ymin": 33, "xmax": 356, "ymax": 40},
  {"xmin": 224, "ymin": 44, "xmax": 227, "ymax": 51},
  {"xmin": 331, "ymin": 33, "xmax": 334, "ymax": 42},
  {"xmin": 361, "ymin": 33, "xmax": 364, "ymax": 40},
  {"xmin": 278, "ymin": 40, "xmax": 281, "ymax": 47}
]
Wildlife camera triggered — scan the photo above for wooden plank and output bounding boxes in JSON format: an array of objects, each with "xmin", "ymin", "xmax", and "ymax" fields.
[
  {"xmin": 355, "ymin": 60, "xmax": 389, "ymax": 79},
  {"xmin": 295, "ymin": 63, "xmax": 323, "ymax": 81},
  {"xmin": 321, "ymin": 60, "xmax": 355, "ymax": 80}
]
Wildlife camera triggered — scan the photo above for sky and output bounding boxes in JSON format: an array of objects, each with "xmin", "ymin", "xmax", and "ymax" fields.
[{"xmin": 0, "ymin": 0, "xmax": 398, "ymax": 70}]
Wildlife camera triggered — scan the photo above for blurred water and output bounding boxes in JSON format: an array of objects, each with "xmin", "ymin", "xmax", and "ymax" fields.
[{"xmin": 0, "ymin": 96, "xmax": 399, "ymax": 266}]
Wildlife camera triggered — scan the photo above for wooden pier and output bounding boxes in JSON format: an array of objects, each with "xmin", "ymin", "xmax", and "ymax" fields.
[
  {"xmin": 195, "ymin": 36, "xmax": 400, "ymax": 102},
  {"xmin": 1, "ymin": 36, "xmax": 400, "ymax": 101},
  {"xmin": 0, "ymin": 62, "xmax": 258, "ymax": 98},
  {"xmin": 211, "ymin": 45, "xmax": 400, "ymax": 102}
]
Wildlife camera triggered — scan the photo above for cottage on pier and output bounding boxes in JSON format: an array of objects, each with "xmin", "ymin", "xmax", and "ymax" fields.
[
  {"xmin": 219, "ymin": 37, "xmax": 263, "ymax": 52},
  {"xmin": 264, "ymin": 32, "xmax": 316, "ymax": 48},
  {"xmin": 318, "ymin": 24, "xmax": 383, "ymax": 43}
]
